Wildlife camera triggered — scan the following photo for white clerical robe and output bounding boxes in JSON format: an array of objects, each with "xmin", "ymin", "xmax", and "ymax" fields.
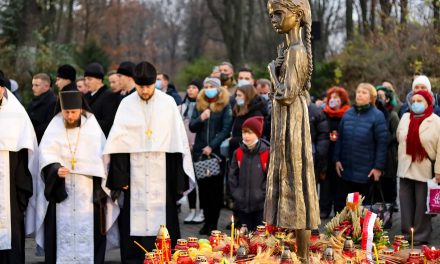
[
  {"xmin": 104, "ymin": 90, "xmax": 196, "ymax": 236},
  {"xmin": 0, "ymin": 90, "xmax": 38, "ymax": 250},
  {"xmin": 36, "ymin": 113, "xmax": 119, "ymax": 262}
]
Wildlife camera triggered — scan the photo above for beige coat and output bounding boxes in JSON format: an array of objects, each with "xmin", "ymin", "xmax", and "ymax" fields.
[{"xmin": 397, "ymin": 113, "xmax": 440, "ymax": 182}]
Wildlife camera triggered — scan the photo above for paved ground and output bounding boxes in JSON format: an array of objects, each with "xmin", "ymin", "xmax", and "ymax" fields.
[{"xmin": 25, "ymin": 202, "xmax": 440, "ymax": 263}]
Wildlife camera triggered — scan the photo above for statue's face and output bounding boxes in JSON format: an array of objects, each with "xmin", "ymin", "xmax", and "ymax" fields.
[{"xmin": 268, "ymin": 2, "xmax": 300, "ymax": 34}]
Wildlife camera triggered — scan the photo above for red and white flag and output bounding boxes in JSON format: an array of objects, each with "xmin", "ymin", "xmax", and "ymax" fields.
[
  {"xmin": 361, "ymin": 210, "xmax": 377, "ymax": 260},
  {"xmin": 346, "ymin": 192, "xmax": 360, "ymax": 210}
]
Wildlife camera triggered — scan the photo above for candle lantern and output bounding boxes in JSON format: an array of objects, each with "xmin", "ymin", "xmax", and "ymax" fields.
[
  {"xmin": 187, "ymin": 237, "xmax": 199, "ymax": 249},
  {"xmin": 156, "ymin": 225, "xmax": 171, "ymax": 262}
]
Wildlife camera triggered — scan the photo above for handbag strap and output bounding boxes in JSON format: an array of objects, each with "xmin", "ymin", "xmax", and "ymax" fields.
[{"xmin": 369, "ymin": 181, "xmax": 386, "ymax": 204}]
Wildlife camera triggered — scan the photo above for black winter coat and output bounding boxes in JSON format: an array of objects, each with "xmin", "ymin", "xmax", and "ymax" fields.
[
  {"xmin": 166, "ymin": 84, "xmax": 182, "ymax": 105},
  {"xmin": 27, "ymin": 90, "xmax": 57, "ymax": 143},
  {"xmin": 229, "ymin": 96, "xmax": 268, "ymax": 159},
  {"xmin": 229, "ymin": 140, "xmax": 269, "ymax": 213},
  {"xmin": 84, "ymin": 85, "xmax": 121, "ymax": 136},
  {"xmin": 189, "ymin": 87, "xmax": 233, "ymax": 159},
  {"xmin": 308, "ymin": 103, "xmax": 330, "ymax": 175}
]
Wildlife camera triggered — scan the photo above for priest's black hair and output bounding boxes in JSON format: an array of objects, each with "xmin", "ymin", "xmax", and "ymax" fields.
[{"xmin": 133, "ymin": 61, "xmax": 157, "ymax": 86}]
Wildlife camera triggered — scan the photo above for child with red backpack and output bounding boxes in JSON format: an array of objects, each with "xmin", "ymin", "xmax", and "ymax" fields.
[{"xmin": 228, "ymin": 116, "xmax": 269, "ymax": 230}]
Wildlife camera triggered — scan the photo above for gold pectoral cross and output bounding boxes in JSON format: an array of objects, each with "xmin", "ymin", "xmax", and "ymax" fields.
[
  {"xmin": 146, "ymin": 128, "xmax": 153, "ymax": 140},
  {"xmin": 70, "ymin": 157, "xmax": 76, "ymax": 170}
]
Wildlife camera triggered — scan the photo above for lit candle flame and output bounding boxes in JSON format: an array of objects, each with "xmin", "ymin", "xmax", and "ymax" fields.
[
  {"xmin": 432, "ymin": 246, "xmax": 436, "ymax": 250},
  {"xmin": 231, "ymin": 215, "xmax": 234, "ymax": 223}
]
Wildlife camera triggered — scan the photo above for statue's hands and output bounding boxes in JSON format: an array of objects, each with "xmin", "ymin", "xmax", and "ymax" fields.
[{"xmin": 275, "ymin": 43, "xmax": 285, "ymax": 70}]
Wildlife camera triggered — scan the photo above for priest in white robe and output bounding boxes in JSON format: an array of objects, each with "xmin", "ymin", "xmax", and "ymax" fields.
[
  {"xmin": 104, "ymin": 61, "xmax": 196, "ymax": 263},
  {"xmin": 0, "ymin": 77, "xmax": 39, "ymax": 263},
  {"xmin": 35, "ymin": 91, "xmax": 119, "ymax": 264}
]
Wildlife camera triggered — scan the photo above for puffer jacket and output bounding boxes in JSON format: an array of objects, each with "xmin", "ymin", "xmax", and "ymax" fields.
[
  {"xmin": 334, "ymin": 105, "xmax": 388, "ymax": 183},
  {"xmin": 190, "ymin": 87, "xmax": 233, "ymax": 159},
  {"xmin": 228, "ymin": 140, "xmax": 269, "ymax": 213}
]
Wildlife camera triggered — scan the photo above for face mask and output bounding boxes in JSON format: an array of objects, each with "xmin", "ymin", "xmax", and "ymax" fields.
[
  {"xmin": 261, "ymin": 94, "xmax": 269, "ymax": 100},
  {"xmin": 220, "ymin": 73, "xmax": 229, "ymax": 82},
  {"xmin": 411, "ymin": 102, "xmax": 426, "ymax": 114},
  {"xmin": 243, "ymin": 139, "xmax": 259, "ymax": 148},
  {"xmin": 205, "ymin": 88, "xmax": 218, "ymax": 99},
  {"xmin": 236, "ymin": 98, "xmax": 245, "ymax": 106},
  {"xmin": 328, "ymin": 98, "xmax": 340, "ymax": 109},
  {"xmin": 155, "ymin": 80, "xmax": 161, "ymax": 90},
  {"xmin": 237, "ymin": 79, "xmax": 251, "ymax": 87}
]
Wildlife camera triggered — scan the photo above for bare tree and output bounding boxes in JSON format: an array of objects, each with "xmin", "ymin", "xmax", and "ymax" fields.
[
  {"xmin": 400, "ymin": 0, "xmax": 408, "ymax": 24},
  {"xmin": 206, "ymin": 0, "xmax": 253, "ymax": 68},
  {"xmin": 346, "ymin": 0, "xmax": 354, "ymax": 40},
  {"xmin": 434, "ymin": 0, "xmax": 440, "ymax": 31},
  {"xmin": 379, "ymin": 0, "xmax": 393, "ymax": 32}
]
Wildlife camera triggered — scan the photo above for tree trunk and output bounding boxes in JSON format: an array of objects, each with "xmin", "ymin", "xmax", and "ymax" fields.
[
  {"xmin": 64, "ymin": 0, "xmax": 75, "ymax": 44},
  {"xmin": 346, "ymin": 0, "xmax": 353, "ymax": 40},
  {"xmin": 360, "ymin": 0, "xmax": 369, "ymax": 36},
  {"xmin": 18, "ymin": 0, "xmax": 40, "ymax": 46},
  {"xmin": 370, "ymin": 0, "xmax": 376, "ymax": 32},
  {"xmin": 400, "ymin": 0, "xmax": 408, "ymax": 24},
  {"xmin": 434, "ymin": 0, "xmax": 440, "ymax": 31},
  {"xmin": 379, "ymin": 0, "xmax": 392, "ymax": 33},
  {"xmin": 84, "ymin": 0, "xmax": 91, "ymax": 44},
  {"xmin": 206, "ymin": 0, "xmax": 245, "ymax": 67}
]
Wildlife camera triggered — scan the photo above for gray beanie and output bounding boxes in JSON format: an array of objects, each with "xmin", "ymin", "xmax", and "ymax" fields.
[{"xmin": 203, "ymin": 77, "xmax": 221, "ymax": 88}]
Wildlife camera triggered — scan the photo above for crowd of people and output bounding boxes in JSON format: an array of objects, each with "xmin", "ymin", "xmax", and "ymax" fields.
[{"xmin": 0, "ymin": 59, "xmax": 439, "ymax": 262}]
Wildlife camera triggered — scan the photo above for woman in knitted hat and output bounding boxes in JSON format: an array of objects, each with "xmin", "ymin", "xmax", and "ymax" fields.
[
  {"xmin": 320, "ymin": 86, "xmax": 351, "ymax": 217},
  {"xmin": 189, "ymin": 77, "xmax": 232, "ymax": 235},
  {"xmin": 180, "ymin": 79, "xmax": 203, "ymax": 224},
  {"xmin": 397, "ymin": 89, "xmax": 440, "ymax": 245},
  {"xmin": 334, "ymin": 83, "xmax": 388, "ymax": 211}
]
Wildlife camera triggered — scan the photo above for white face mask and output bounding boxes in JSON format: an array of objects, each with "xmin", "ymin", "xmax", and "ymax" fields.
[{"xmin": 243, "ymin": 139, "xmax": 259, "ymax": 148}]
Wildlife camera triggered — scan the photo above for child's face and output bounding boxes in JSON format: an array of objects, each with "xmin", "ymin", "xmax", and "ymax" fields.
[{"xmin": 242, "ymin": 130, "xmax": 258, "ymax": 145}]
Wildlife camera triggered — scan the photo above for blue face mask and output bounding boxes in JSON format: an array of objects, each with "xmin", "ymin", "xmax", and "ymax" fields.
[
  {"xmin": 411, "ymin": 102, "xmax": 426, "ymax": 114},
  {"xmin": 205, "ymin": 88, "xmax": 218, "ymax": 99},
  {"xmin": 155, "ymin": 80, "xmax": 161, "ymax": 90},
  {"xmin": 261, "ymin": 94, "xmax": 269, "ymax": 100},
  {"xmin": 236, "ymin": 98, "xmax": 245, "ymax": 106},
  {"xmin": 237, "ymin": 79, "xmax": 251, "ymax": 87}
]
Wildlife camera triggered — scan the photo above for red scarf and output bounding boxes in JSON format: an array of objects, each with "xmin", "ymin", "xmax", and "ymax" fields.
[
  {"xmin": 323, "ymin": 104, "xmax": 351, "ymax": 118},
  {"xmin": 406, "ymin": 106, "xmax": 433, "ymax": 162}
]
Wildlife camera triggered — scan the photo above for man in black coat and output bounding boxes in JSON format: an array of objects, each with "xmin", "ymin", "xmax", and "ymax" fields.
[
  {"xmin": 27, "ymin": 73, "xmax": 57, "ymax": 143},
  {"xmin": 156, "ymin": 73, "xmax": 182, "ymax": 105},
  {"xmin": 84, "ymin": 62, "xmax": 120, "ymax": 136},
  {"xmin": 55, "ymin": 64, "xmax": 78, "ymax": 92}
]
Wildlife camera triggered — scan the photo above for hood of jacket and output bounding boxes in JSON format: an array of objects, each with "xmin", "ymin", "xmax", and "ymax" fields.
[{"xmin": 196, "ymin": 86, "xmax": 230, "ymax": 113}]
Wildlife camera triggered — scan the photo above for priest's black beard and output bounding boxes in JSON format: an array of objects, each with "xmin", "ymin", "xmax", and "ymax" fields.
[{"xmin": 64, "ymin": 118, "xmax": 80, "ymax": 129}]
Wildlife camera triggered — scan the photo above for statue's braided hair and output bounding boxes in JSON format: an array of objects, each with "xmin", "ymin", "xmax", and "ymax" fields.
[{"xmin": 268, "ymin": 0, "xmax": 313, "ymax": 91}]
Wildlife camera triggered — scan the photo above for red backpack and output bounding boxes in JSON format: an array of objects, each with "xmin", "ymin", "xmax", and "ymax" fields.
[{"xmin": 235, "ymin": 148, "xmax": 269, "ymax": 173}]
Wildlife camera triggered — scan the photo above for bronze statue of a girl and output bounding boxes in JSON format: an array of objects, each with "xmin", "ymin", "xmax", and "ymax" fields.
[{"xmin": 265, "ymin": 0, "xmax": 320, "ymax": 262}]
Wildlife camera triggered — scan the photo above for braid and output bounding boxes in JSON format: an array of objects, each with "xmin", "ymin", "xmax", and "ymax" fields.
[{"xmin": 304, "ymin": 22, "xmax": 313, "ymax": 91}]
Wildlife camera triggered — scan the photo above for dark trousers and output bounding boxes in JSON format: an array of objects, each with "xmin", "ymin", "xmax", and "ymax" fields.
[
  {"xmin": 335, "ymin": 178, "xmax": 371, "ymax": 213},
  {"xmin": 198, "ymin": 165, "xmax": 224, "ymax": 230},
  {"xmin": 380, "ymin": 177, "xmax": 397, "ymax": 203},
  {"xmin": 236, "ymin": 210, "xmax": 264, "ymax": 231},
  {"xmin": 319, "ymin": 164, "xmax": 340, "ymax": 215},
  {"xmin": 188, "ymin": 189, "xmax": 197, "ymax": 208},
  {"xmin": 399, "ymin": 178, "xmax": 431, "ymax": 243}
]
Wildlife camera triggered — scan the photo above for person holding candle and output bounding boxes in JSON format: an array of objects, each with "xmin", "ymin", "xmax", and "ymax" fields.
[
  {"xmin": 228, "ymin": 116, "xmax": 269, "ymax": 231},
  {"xmin": 397, "ymin": 87, "xmax": 440, "ymax": 246}
]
